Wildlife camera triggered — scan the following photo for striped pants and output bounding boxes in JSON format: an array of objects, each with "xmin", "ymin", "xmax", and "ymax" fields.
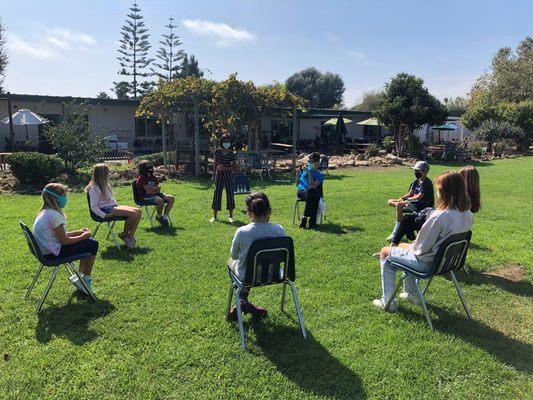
[{"xmin": 212, "ymin": 170, "xmax": 235, "ymax": 211}]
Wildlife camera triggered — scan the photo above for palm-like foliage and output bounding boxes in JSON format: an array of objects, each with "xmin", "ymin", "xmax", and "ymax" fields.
[{"xmin": 152, "ymin": 18, "xmax": 185, "ymax": 81}]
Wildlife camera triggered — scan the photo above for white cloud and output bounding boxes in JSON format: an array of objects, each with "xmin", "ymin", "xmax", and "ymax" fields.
[
  {"xmin": 49, "ymin": 28, "xmax": 97, "ymax": 47},
  {"xmin": 7, "ymin": 35, "xmax": 57, "ymax": 59},
  {"xmin": 347, "ymin": 51, "xmax": 367, "ymax": 60},
  {"xmin": 182, "ymin": 19, "xmax": 256, "ymax": 47},
  {"xmin": 45, "ymin": 35, "xmax": 69, "ymax": 49}
]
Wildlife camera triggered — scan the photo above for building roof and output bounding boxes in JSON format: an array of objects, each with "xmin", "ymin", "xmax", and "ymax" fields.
[{"xmin": 2, "ymin": 93, "xmax": 140, "ymax": 107}]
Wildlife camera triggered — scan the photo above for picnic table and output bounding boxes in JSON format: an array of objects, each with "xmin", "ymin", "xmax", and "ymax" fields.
[{"xmin": 269, "ymin": 142, "xmax": 293, "ymax": 152}]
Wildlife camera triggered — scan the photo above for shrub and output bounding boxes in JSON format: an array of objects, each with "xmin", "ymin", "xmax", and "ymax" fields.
[
  {"xmin": 7, "ymin": 152, "xmax": 63, "ymax": 185},
  {"xmin": 364, "ymin": 144, "xmax": 379, "ymax": 157},
  {"xmin": 382, "ymin": 136, "xmax": 394, "ymax": 151},
  {"xmin": 133, "ymin": 152, "xmax": 176, "ymax": 166},
  {"xmin": 466, "ymin": 140, "xmax": 485, "ymax": 158},
  {"xmin": 473, "ymin": 119, "xmax": 525, "ymax": 154}
]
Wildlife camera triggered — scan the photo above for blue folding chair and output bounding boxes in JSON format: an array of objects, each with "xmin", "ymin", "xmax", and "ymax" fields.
[
  {"xmin": 132, "ymin": 181, "xmax": 173, "ymax": 228},
  {"xmin": 20, "ymin": 221, "xmax": 96, "ymax": 313},
  {"xmin": 250, "ymin": 154, "xmax": 273, "ymax": 181},
  {"xmin": 384, "ymin": 231, "xmax": 473, "ymax": 330},
  {"xmin": 226, "ymin": 236, "xmax": 306, "ymax": 349}
]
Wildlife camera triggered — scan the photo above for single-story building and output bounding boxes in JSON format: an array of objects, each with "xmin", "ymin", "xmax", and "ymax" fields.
[{"xmin": 0, "ymin": 93, "xmax": 382, "ymax": 153}]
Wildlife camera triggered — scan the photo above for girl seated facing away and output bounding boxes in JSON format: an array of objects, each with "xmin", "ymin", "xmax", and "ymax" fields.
[
  {"xmin": 297, "ymin": 152, "xmax": 324, "ymax": 229},
  {"xmin": 85, "ymin": 163, "xmax": 142, "ymax": 249},
  {"xmin": 33, "ymin": 183, "xmax": 98, "ymax": 293},
  {"xmin": 389, "ymin": 166, "xmax": 481, "ymax": 246},
  {"xmin": 373, "ymin": 171, "xmax": 474, "ymax": 312},
  {"xmin": 227, "ymin": 192, "xmax": 285, "ymax": 318},
  {"xmin": 136, "ymin": 160, "xmax": 175, "ymax": 226}
]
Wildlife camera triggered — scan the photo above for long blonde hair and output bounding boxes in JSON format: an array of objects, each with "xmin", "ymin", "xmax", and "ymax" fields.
[
  {"xmin": 435, "ymin": 171, "xmax": 471, "ymax": 212},
  {"xmin": 459, "ymin": 166, "xmax": 481, "ymax": 213},
  {"xmin": 41, "ymin": 183, "xmax": 67, "ymax": 216},
  {"xmin": 85, "ymin": 163, "xmax": 111, "ymax": 194}
]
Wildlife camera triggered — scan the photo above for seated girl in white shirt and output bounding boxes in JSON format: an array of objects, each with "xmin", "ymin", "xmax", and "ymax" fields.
[
  {"xmin": 374, "ymin": 171, "xmax": 474, "ymax": 311},
  {"xmin": 85, "ymin": 163, "xmax": 142, "ymax": 249},
  {"xmin": 228, "ymin": 192, "xmax": 285, "ymax": 318}
]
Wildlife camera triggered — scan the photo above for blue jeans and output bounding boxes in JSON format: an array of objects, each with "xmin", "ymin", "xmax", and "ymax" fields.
[{"xmin": 380, "ymin": 246, "xmax": 432, "ymax": 303}]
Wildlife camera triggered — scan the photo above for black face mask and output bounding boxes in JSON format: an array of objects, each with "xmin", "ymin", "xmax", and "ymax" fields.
[{"xmin": 415, "ymin": 171, "xmax": 423, "ymax": 179}]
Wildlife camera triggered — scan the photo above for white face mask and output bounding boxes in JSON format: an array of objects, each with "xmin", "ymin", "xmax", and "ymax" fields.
[{"xmin": 222, "ymin": 142, "xmax": 231, "ymax": 149}]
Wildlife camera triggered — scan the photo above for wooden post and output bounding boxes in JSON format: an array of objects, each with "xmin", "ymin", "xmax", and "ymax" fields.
[
  {"xmin": 291, "ymin": 107, "xmax": 298, "ymax": 172},
  {"xmin": 193, "ymin": 98, "xmax": 200, "ymax": 177},
  {"xmin": 7, "ymin": 92, "xmax": 14, "ymax": 150}
]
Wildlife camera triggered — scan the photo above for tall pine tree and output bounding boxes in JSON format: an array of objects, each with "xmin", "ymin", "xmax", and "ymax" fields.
[
  {"xmin": 152, "ymin": 18, "xmax": 185, "ymax": 81},
  {"xmin": 179, "ymin": 54, "xmax": 203, "ymax": 78},
  {"xmin": 117, "ymin": 1, "xmax": 154, "ymax": 98},
  {"xmin": 0, "ymin": 18, "xmax": 8, "ymax": 94}
]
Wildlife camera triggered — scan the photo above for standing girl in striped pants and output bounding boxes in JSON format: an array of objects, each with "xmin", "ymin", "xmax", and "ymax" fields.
[{"xmin": 211, "ymin": 133, "xmax": 237, "ymax": 224}]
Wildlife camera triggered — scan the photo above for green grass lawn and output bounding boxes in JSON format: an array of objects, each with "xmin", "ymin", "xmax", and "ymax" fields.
[{"xmin": 0, "ymin": 157, "xmax": 532, "ymax": 400}]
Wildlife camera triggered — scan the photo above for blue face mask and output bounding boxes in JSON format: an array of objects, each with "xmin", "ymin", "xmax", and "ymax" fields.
[{"xmin": 43, "ymin": 188, "xmax": 68, "ymax": 209}]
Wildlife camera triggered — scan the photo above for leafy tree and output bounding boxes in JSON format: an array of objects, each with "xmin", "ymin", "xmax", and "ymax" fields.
[
  {"xmin": 43, "ymin": 104, "xmax": 105, "ymax": 173},
  {"xmin": 443, "ymin": 96, "xmax": 468, "ymax": 115},
  {"xmin": 112, "ymin": 81, "xmax": 132, "ymax": 99},
  {"xmin": 473, "ymin": 119, "xmax": 525, "ymax": 153},
  {"xmin": 117, "ymin": 1, "xmax": 154, "ymax": 99},
  {"xmin": 285, "ymin": 67, "xmax": 344, "ymax": 108},
  {"xmin": 178, "ymin": 54, "xmax": 203, "ymax": 78},
  {"xmin": 351, "ymin": 90, "xmax": 384, "ymax": 112},
  {"xmin": 97, "ymin": 91, "xmax": 111, "ymax": 99},
  {"xmin": 0, "ymin": 18, "xmax": 8, "ymax": 94},
  {"xmin": 152, "ymin": 18, "xmax": 185, "ymax": 81},
  {"xmin": 374, "ymin": 73, "xmax": 447, "ymax": 156}
]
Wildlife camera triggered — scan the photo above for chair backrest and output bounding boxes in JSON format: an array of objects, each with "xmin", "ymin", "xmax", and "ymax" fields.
[
  {"xmin": 19, "ymin": 221, "xmax": 45, "ymax": 262},
  {"xmin": 234, "ymin": 174, "xmax": 251, "ymax": 194},
  {"xmin": 86, "ymin": 191, "xmax": 101, "ymax": 222},
  {"xmin": 131, "ymin": 180, "xmax": 142, "ymax": 205},
  {"xmin": 243, "ymin": 236, "xmax": 295, "ymax": 287},
  {"xmin": 431, "ymin": 231, "xmax": 472, "ymax": 275},
  {"xmin": 319, "ymin": 155, "xmax": 329, "ymax": 169},
  {"xmin": 250, "ymin": 154, "xmax": 262, "ymax": 169}
]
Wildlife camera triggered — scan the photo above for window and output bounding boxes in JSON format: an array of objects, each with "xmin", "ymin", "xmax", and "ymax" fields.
[
  {"xmin": 135, "ymin": 117, "xmax": 162, "ymax": 137},
  {"xmin": 271, "ymin": 120, "xmax": 292, "ymax": 143}
]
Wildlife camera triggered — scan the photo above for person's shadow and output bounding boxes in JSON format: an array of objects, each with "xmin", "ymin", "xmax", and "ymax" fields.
[
  {"xmin": 99, "ymin": 246, "xmax": 152, "ymax": 261},
  {"xmin": 397, "ymin": 305, "xmax": 533, "ymax": 374},
  {"xmin": 36, "ymin": 297, "xmax": 114, "ymax": 345},
  {"xmin": 253, "ymin": 324, "xmax": 366, "ymax": 400},
  {"xmin": 317, "ymin": 222, "xmax": 364, "ymax": 235}
]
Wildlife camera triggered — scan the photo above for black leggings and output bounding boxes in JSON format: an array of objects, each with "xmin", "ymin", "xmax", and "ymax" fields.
[{"xmin": 297, "ymin": 187, "xmax": 321, "ymax": 223}]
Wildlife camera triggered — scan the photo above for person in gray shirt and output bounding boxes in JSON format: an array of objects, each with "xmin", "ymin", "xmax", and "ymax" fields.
[{"xmin": 228, "ymin": 192, "xmax": 285, "ymax": 318}]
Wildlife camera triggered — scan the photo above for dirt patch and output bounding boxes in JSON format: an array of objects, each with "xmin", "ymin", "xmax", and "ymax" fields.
[{"xmin": 483, "ymin": 265, "xmax": 526, "ymax": 282}]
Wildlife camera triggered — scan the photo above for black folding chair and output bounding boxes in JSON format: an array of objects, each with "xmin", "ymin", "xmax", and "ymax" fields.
[
  {"xmin": 19, "ymin": 221, "xmax": 96, "ymax": 313},
  {"xmin": 250, "ymin": 154, "xmax": 273, "ymax": 181},
  {"xmin": 131, "ymin": 180, "xmax": 173, "ymax": 228},
  {"xmin": 86, "ymin": 193, "xmax": 127, "ymax": 250},
  {"xmin": 292, "ymin": 170, "xmax": 325, "ymax": 226},
  {"xmin": 226, "ymin": 236, "xmax": 306, "ymax": 349},
  {"xmin": 233, "ymin": 174, "xmax": 251, "ymax": 195},
  {"xmin": 384, "ymin": 231, "xmax": 473, "ymax": 330},
  {"xmin": 318, "ymin": 155, "xmax": 329, "ymax": 174}
]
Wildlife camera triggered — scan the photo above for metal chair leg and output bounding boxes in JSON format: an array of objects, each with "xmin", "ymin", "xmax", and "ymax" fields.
[
  {"xmin": 292, "ymin": 201, "xmax": 298, "ymax": 226},
  {"xmin": 423, "ymin": 277, "xmax": 433, "ymax": 295},
  {"xmin": 26, "ymin": 264, "xmax": 44, "ymax": 299},
  {"xmin": 226, "ymin": 284, "xmax": 234, "ymax": 320},
  {"xmin": 145, "ymin": 206, "xmax": 155, "ymax": 228},
  {"xmin": 385, "ymin": 273, "xmax": 405, "ymax": 311},
  {"xmin": 36, "ymin": 266, "xmax": 59, "ymax": 313},
  {"xmin": 235, "ymin": 288, "xmax": 246, "ymax": 349},
  {"xmin": 69, "ymin": 262, "xmax": 96, "ymax": 301},
  {"xmin": 107, "ymin": 222, "xmax": 121, "ymax": 250},
  {"xmin": 414, "ymin": 278, "xmax": 434, "ymax": 330},
  {"xmin": 289, "ymin": 281, "xmax": 307, "ymax": 339},
  {"xmin": 92, "ymin": 223, "xmax": 101, "ymax": 237},
  {"xmin": 281, "ymin": 281, "xmax": 287, "ymax": 311},
  {"xmin": 462, "ymin": 264, "xmax": 471, "ymax": 276},
  {"xmin": 450, "ymin": 271, "xmax": 472, "ymax": 319}
]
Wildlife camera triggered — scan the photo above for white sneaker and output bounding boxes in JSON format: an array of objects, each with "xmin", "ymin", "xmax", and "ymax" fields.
[
  {"xmin": 372, "ymin": 298, "xmax": 397, "ymax": 312},
  {"xmin": 228, "ymin": 217, "xmax": 235, "ymax": 224},
  {"xmin": 386, "ymin": 232, "xmax": 395, "ymax": 241},
  {"xmin": 399, "ymin": 292, "xmax": 421, "ymax": 306},
  {"xmin": 372, "ymin": 252, "xmax": 381, "ymax": 259},
  {"xmin": 69, "ymin": 274, "xmax": 88, "ymax": 295},
  {"xmin": 209, "ymin": 217, "xmax": 217, "ymax": 223}
]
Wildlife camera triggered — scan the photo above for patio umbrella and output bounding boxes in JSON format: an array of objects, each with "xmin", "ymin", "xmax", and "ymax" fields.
[
  {"xmin": 431, "ymin": 123, "xmax": 457, "ymax": 143},
  {"xmin": 356, "ymin": 117, "xmax": 381, "ymax": 126},
  {"xmin": 322, "ymin": 117, "xmax": 353, "ymax": 126},
  {"xmin": 1, "ymin": 108, "xmax": 49, "ymax": 141},
  {"xmin": 334, "ymin": 115, "xmax": 347, "ymax": 144}
]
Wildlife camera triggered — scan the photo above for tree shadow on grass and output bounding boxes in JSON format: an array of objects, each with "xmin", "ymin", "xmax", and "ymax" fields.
[
  {"xmin": 317, "ymin": 222, "xmax": 364, "ymax": 235},
  {"xmin": 252, "ymin": 323, "xmax": 366, "ymax": 400},
  {"xmin": 396, "ymin": 305, "xmax": 533, "ymax": 373},
  {"xmin": 99, "ymin": 246, "xmax": 152, "ymax": 261},
  {"xmin": 36, "ymin": 298, "xmax": 114, "ymax": 345}
]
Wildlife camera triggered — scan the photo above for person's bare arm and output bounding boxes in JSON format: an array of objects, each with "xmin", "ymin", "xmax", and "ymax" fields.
[
  {"xmin": 67, "ymin": 229, "xmax": 89, "ymax": 237},
  {"xmin": 400, "ymin": 190, "xmax": 414, "ymax": 200},
  {"xmin": 54, "ymin": 225, "xmax": 91, "ymax": 245}
]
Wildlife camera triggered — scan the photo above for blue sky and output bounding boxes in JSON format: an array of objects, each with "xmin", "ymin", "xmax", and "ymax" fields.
[{"xmin": 3, "ymin": 0, "xmax": 532, "ymax": 106}]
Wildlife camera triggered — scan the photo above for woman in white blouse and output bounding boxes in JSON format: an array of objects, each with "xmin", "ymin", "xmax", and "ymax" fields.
[{"xmin": 374, "ymin": 171, "xmax": 474, "ymax": 311}]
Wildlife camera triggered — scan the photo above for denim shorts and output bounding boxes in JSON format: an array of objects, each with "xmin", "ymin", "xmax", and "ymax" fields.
[
  {"xmin": 143, "ymin": 193, "xmax": 165, "ymax": 205},
  {"xmin": 100, "ymin": 206, "xmax": 115, "ymax": 214},
  {"xmin": 388, "ymin": 246, "xmax": 432, "ymax": 274}
]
